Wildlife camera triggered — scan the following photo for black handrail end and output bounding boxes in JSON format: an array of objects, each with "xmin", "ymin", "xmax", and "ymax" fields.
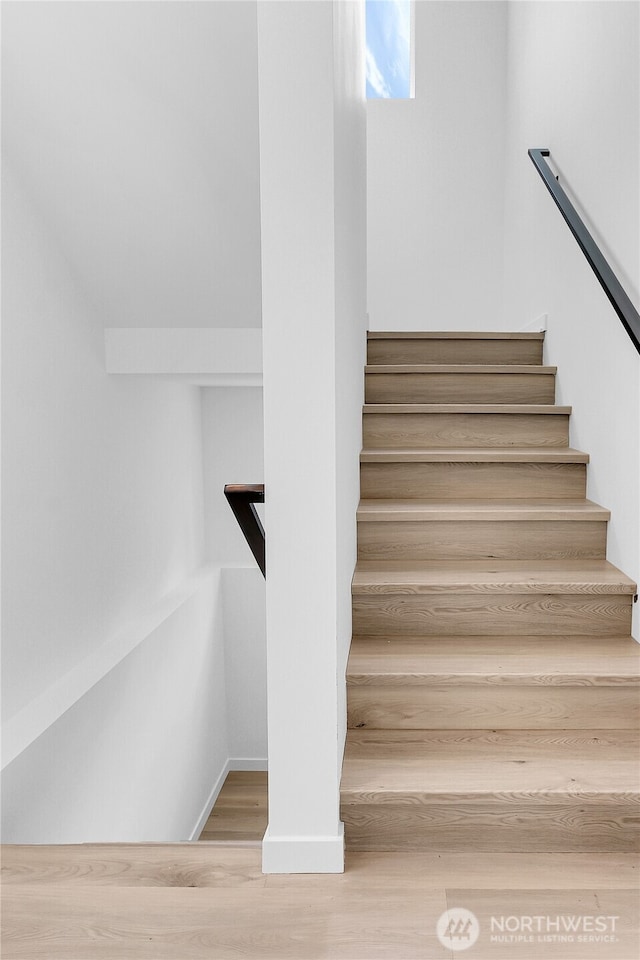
[
  {"xmin": 224, "ymin": 483, "xmax": 266, "ymax": 578},
  {"xmin": 224, "ymin": 483, "xmax": 265, "ymax": 503}
]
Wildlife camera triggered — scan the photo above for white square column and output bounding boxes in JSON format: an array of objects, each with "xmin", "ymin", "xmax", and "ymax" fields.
[{"xmin": 257, "ymin": 0, "xmax": 366, "ymax": 873}]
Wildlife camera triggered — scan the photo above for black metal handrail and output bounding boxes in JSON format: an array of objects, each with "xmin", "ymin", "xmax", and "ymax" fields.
[
  {"xmin": 224, "ymin": 484, "xmax": 265, "ymax": 577},
  {"xmin": 529, "ymin": 148, "xmax": 640, "ymax": 354}
]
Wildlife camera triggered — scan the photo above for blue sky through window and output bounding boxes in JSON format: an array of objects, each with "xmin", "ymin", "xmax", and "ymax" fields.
[{"xmin": 366, "ymin": 0, "xmax": 411, "ymax": 99}]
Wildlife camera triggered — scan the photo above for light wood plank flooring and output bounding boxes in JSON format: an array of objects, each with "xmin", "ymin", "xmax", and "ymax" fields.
[
  {"xmin": 3, "ymin": 775, "xmax": 638, "ymax": 957},
  {"xmin": 197, "ymin": 771, "xmax": 268, "ymax": 843},
  {"xmin": 2, "ymin": 843, "xmax": 638, "ymax": 959}
]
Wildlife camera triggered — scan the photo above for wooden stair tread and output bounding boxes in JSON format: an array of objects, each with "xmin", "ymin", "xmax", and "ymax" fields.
[
  {"xmin": 352, "ymin": 559, "xmax": 637, "ymax": 594},
  {"xmin": 365, "ymin": 364, "xmax": 556, "ymax": 374},
  {"xmin": 367, "ymin": 331, "xmax": 546, "ymax": 340},
  {"xmin": 347, "ymin": 636, "xmax": 640, "ymax": 684},
  {"xmin": 347, "ymin": 329, "xmax": 638, "ymax": 852},
  {"xmin": 361, "ymin": 447, "xmax": 589, "ymax": 463},
  {"xmin": 363, "ymin": 403, "xmax": 571, "ymax": 414},
  {"xmin": 341, "ymin": 730, "xmax": 640, "ymax": 800},
  {"xmin": 357, "ymin": 498, "xmax": 610, "ymax": 521}
]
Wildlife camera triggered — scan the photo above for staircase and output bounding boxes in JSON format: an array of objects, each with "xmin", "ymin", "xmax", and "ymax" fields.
[{"xmin": 340, "ymin": 331, "xmax": 640, "ymax": 852}]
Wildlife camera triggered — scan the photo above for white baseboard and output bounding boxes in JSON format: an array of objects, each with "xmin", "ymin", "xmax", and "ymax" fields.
[
  {"xmin": 262, "ymin": 824, "xmax": 344, "ymax": 874},
  {"xmin": 188, "ymin": 757, "xmax": 269, "ymax": 841},
  {"xmin": 229, "ymin": 756, "xmax": 268, "ymax": 771},
  {"xmin": 188, "ymin": 760, "xmax": 231, "ymax": 841}
]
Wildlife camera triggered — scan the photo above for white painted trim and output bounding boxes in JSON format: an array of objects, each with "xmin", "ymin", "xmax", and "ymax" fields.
[
  {"xmin": 188, "ymin": 757, "xmax": 269, "ymax": 841},
  {"xmin": 2, "ymin": 566, "xmax": 221, "ymax": 771},
  {"xmin": 409, "ymin": 0, "xmax": 416, "ymax": 99},
  {"xmin": 114, "ymin": 373, "xmax": 262, "ymax": 387},
  {"xmin": 229, "ymin": 757, "xmax": 268, "ymax": 772},
  {"xmin": 104, "ymin": 327, "xmax": 262, "ymax": 380},
  {"xmin": 188, "ymin": 760, "xmax": 231, "ymax": 841},
  {"xmin": 262, "ymin": 824, "xmax": 345, "ymax": 874}
]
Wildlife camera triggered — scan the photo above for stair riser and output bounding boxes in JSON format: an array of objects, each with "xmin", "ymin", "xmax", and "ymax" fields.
[
  {"xmin": 357, "ymin": 520, "xmax": 607, "ymax": 561},
  {"xmin": 345, "ymin": 330, "xmax": 639, "ymax": 857},
  {"xmin": 352, "ymin": 595, "xmax": 633, "ymax": 637},
  {"xmin": 341, "ymin": 804, "xmax": 640, "ymax": 853},
  {"xmin": 365, "ymin": 373, "xmax": 555, "ymax": 404},
  {"xmin": 367, "ymin": 339, "xmax": 544, "ymax": 366},
  {"xmin": 361, "ymin": 462, "xmax": 586, "ymax": 499},
  {"xmin": 345, "ymin": 729, "xmax": 640, "ymax": 760},
  {"xmin": 363, "ymin": 413, "xmax": 569, "ymax": 447},
  {"xmin": 347, "ymin": 686, "xmax": 640, "ymax": 730}
]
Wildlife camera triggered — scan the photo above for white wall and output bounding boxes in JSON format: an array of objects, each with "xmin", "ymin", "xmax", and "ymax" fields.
[
  {"xmin": 201, "ymin": 387, "xmax": 265, "ymax": 567},
  {"xmin": 1, "ymin": 158, "xmax": 228, "ymax": 842},
  {"xmin": 502, "ymin": 0, "xmax": 640, "ymax": 634},
  {"xmin": 222, "ymin": 568, "xmax": 267, "ymax": 764},
  {"xmin": 2, "ymin": 569, "xmax": 228, "ymax": 843},
  {"xmin": 367, "ymin": 0, "xmax": 508, "ymax": 331},
  {"xmin": 201, "ymin": 387, "xmax": 267, "ymax": 765},
  {"xmin": 258, "ymin": 0, "xmax": 367, "ymax": 873},
  {"xmin": 1, "ymin": 0, "xmax": 267, "ymax": 842},
  {"xmin": 2, "ymin": 163, "xmax": 204, "ymax": 723},
  {"xmin": 2, "ymin": 0, "xmax": 262, "ymax": 329}
]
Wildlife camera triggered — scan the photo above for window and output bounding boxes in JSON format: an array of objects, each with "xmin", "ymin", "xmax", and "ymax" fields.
[{"xmin": 366, "ymin": 0, "xmax": 414, "ymax": 100}]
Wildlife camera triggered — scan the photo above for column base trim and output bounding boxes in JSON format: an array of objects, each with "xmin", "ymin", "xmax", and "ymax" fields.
[{"xmin": 261, "ymin": 824, "xmax": 344, "ymax": 874}]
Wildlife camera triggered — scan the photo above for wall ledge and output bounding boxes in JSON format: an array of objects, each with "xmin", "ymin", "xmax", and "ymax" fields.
[
  {"xmin": 104, "ymin": 327, "xmax": 263, "ymax": 385},
  {"xmin": 2, "ymin": 566, "xmax": 221, "ymax": 771}
]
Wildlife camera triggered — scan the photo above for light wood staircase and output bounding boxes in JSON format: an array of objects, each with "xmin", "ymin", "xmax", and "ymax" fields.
[{"xmin": 341, "ymin": 331, "xmax": 640, "ymax": 852}]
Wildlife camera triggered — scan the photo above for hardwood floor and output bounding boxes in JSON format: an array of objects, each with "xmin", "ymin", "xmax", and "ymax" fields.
[
  {"xmin": 3, "ymin": 773, "xmax": 638, "ymax": 957},
  {"xmin": 2, "ymin": 843, "xmax": 638, "ymax": 959},
  {"xmin": 197, "ymin": 771, "xmax": 268, "ymax": 843},
  {"xmin": 4, "ymin": 330, "xmax": 638, "ymax": 958}
]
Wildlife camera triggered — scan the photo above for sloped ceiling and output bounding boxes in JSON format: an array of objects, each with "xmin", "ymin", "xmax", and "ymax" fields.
[{"xmin": 2, "ymin": 0, "xmax": 262, "ymax": 328}]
